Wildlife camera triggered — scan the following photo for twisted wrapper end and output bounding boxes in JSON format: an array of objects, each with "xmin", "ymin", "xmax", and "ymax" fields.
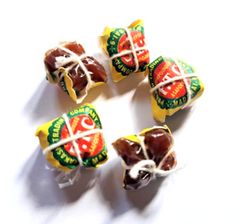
[{"xmin": 55, "ymin": 168, "xmax": 81, "ymax": 189}]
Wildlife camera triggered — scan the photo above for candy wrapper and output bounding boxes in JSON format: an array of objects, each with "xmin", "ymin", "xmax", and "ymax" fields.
[
  {"xmin": 112, "ymin": 126, "xmax": 178, "ymax": 190},
  {"xmin": 100, "ymin": 20, "xmax": 150, "ymax": 82},
  {"xmin": 35, "ymin": 104, "xmax": 108, "ymax": 176},
  {"xmin": 44, "ymin": 41, "xmax": 107, "ymax": 103},
  {"xmin": 147, "ymin": 56, "xmax": 204, "ymax": 122}
]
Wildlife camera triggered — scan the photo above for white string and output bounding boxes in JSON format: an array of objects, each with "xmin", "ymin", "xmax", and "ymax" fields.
[
  {"xmin": 110, "ymin": 28, "xmax": 148, "ymax": 73},
  {"xmin": 51, "ymin": 44, "xmax": 94, "ymax": 104},
  {"xmin": 127, "ymin": 126, "xmax": 178, "ymax": 179},
  {"xmin": 150, "ymin": 74, "xmax": 197, "ymax": 93},
  {"xmin": 43, "ymin": 113, "xmax": 103, "ymax": 167},
  {"xmin": 46, "ymin": 49, "xmax": 87, "ymax": 82},
  {"xmin": 61, "ymin": 114, "xmax": 83, "ymax": 166},
  {"xmin": 156, "ymin": 147, "xmax": 174, "ymax": 170},
  {"xmin": 110, "ymin": 47, "xmax": 147, "ymax": 60},
  {"xmin": 175, "ymin": 60, "xmax": 193, "ymax": 107},
  {"xmin": 150, "ymin": 59, "xmax": 197, "ymax": 107},
  {"xmin": 136, "ymin": 135, "xmax": 149, "ymax": 160},
  {"xmin": 129, "ymin": 160, "xmax": 155, "ymax": 179}
]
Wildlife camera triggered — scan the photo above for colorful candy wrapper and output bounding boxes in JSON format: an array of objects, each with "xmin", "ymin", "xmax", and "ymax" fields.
[
  {"xmin": 35, "ymin": 104, "xmax": 108, "ymax": 176},
  {"xmin": 147, "ymin": 56, "xmax": 204, "ymax": 122},
  {"xmin": 100, "ymin": 20, "xmax": 150, "ymax": 82},
  {"xmin": 44, "ymin": 41, "xmax": 107, "ymax": 104},
  {"xmin": 112, "ymin": 126, "xmax": 178, "ymax": 190}
]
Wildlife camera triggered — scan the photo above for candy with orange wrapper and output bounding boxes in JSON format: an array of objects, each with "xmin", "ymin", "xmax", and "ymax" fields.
[
  {"xmin": 35, "ymin": 104, "xmax": 108, "ymax": 174},
  {"xmin": 147, "ymin": 56, "xmax": 204, "ymax": 122},
  {"xmin": 100, "ymin": 20, "xmax": 150, "ymax": 82}
]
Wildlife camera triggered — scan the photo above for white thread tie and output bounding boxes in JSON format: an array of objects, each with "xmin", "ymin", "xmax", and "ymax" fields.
[
  {"xmin": 150, "ymin": 59, "xmax": 197, "ymax": 108},
  {"xmin": 43, "ymin": 113, "xmax": 103, "ymax": 188},
  {"xmin": 128, "ymin": 158, "xmax": 181, "ymax": 179},
  {"xmin": 47, "ymin": 44, "xmax": 94, "ymax": 104},
  {"xmin": 126, "ymin": 127, "xmax": 179, "ymax": 179},
  {"xmin": 110, "ymin": 28, "xmax": 148, "ymax": 73},
  {"xmin": 129, "ymin": 160, "xmax": 156, "ymax": 179},
  {"xmin": 54, "ymin": 54, "xmax": 87, "ymax": 69},
  {"xmin": 43, "ymin": 113, "xmax": 103, "ymax": 167}
]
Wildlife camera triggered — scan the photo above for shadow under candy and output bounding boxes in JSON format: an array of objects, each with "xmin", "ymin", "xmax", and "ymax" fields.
[
  {"xmin": 131, "ymin": 78, "xmax": 154, "ymax": 131},
  {"xmin": 23, "ymin": 80, "xmax": 76, "ymax": 122},
  {"xmin": 82, "ymin": 83, "xmax": 115, "ymax": 103},
  {"xmin": 165, "ymin": 107, "xmax": 193, "ymax": 133},
  {"xmin": 125, "ymin": 177, "xmax": 165, "ymax": 211},
  {"xmin": 98, "ymin": 160, "xmax": 131, "ymax": 218},
  {"xmin": 22, "ymin": 147, "xmax": 99, "ymax": 208},
  {"xmin": 98, "ymin": 159, "xmax": 165, "ymax": 219},
  {"xmin": 112, "ymin": 73, "xmax": 146, "ymax": 96},
  {"xmin": 62, "ymin": 167, "xmax": 100, "ymax": 203},
  {"xmin": 23, "ymin": 78, "xmax": 115, "ymax": 124},
  {"xmin": 93, "ymin": 52, "xmax": 146, "ymax": 97},
  {"xmin": 131, "ymin": 77, "xmax": 193, "ymax": 133}
]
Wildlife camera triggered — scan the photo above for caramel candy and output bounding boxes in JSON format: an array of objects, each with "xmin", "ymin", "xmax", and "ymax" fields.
[
  {"xmin": 44, "ymin": 41, "xmax": 107, "ymax": 103},
  {"xmin": 113, "ymin": 126, "xmax": 177, "ymax": 190}
]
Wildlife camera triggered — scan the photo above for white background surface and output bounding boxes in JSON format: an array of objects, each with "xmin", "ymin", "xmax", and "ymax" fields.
[{"xmin": 1, "ymin": 0, "xmax": 236, "ymax": 223}]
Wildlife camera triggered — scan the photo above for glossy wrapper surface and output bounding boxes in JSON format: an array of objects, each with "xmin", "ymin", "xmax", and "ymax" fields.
[
  {"xmin": 35, "ymin": 104, "xmax": 108, "ymax": 172},
  {"xmin": 100, "ymin": 20, "xmax": 150, "ymax": 82},
  {"xmin": 147, "ymin": 56, "xmax": 204, "ymax": 122}
]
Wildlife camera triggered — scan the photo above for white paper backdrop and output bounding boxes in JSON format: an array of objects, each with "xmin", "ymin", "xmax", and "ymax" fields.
[{"xmin": 1, "ymin": 0, "xmax": 236, "ymax": 223}]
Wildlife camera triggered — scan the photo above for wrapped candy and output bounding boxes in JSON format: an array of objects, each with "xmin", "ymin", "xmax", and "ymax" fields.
[
  {"xmin": 35, "ymin": 104, "xmax": 108, "ymax": 173},
  {"xmin": 100, "ymin": 20, "xmax": 150, "ymax": 82},
  {"xmin": 147, "ymin": 56, "xmax": 204, "ymax": 122},
  {"xmin": 44, "ymin": 41, "xmax": 107, "ymax": 103},
  {"xmin": 112, "ymin": 126, "xmax": 177, "ymax": 190}
]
